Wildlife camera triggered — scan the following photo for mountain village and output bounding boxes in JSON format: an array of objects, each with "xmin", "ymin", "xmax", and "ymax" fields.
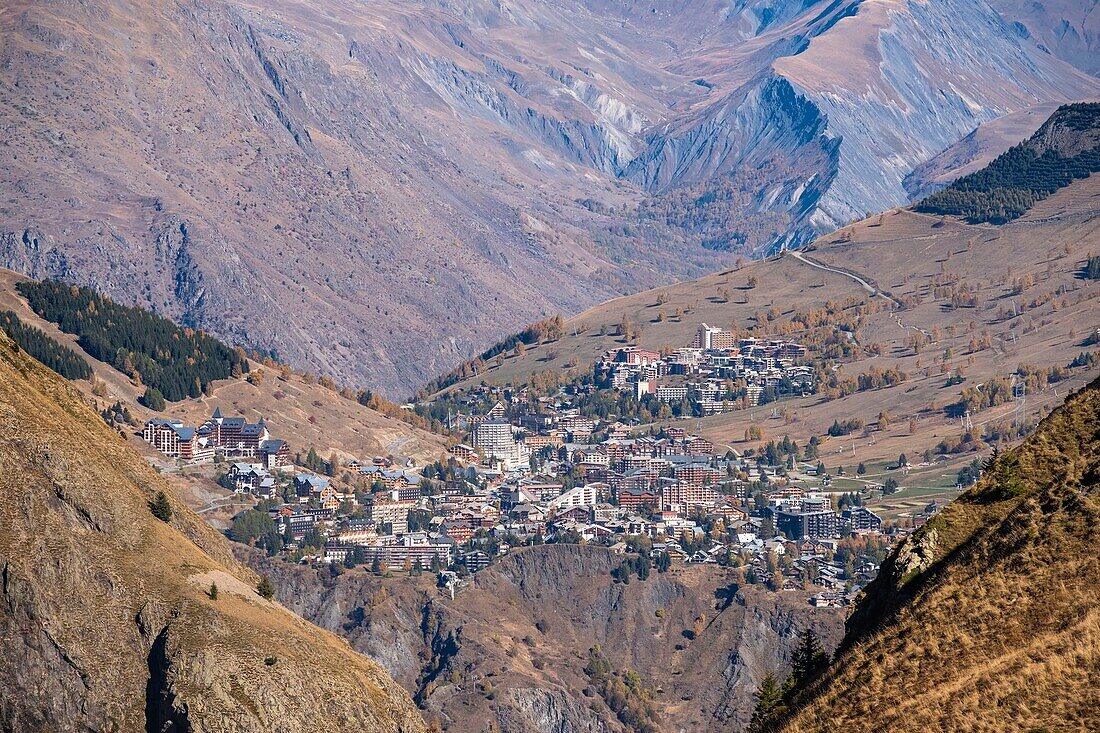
[{"xmin": 139, "ymin": 324, "xmax": 923, "ymax": 607}]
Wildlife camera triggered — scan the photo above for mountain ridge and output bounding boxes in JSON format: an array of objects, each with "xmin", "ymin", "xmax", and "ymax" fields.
[
  {"xmin": 2, "ymin": 0, "xmax": 1098, "ymax": 396},
  {"xmin": 775, "ymin": 375, "xmax": 1100, "ymax": 731}
]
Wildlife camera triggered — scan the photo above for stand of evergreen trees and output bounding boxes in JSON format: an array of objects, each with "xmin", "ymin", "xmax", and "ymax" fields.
[
  {"xmin": 0, "ymin": 310, "xmax": 92, "ymax": 380},
  {"xmin": 915, "ymin": 103, "xmax": 1100, "ymax": 224},
  {"xmin": 17, "ymin": 280, "xmax": 247, "ymax": 401}
]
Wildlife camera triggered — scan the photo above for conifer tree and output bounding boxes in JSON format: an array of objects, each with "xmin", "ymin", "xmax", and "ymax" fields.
[
  {"xmin": 749, "ymin": 672, "xmax": 786, "ymax": 733},
  {"xmin": 257, "ymin": 576, "xmax": 276, "ymax": 600},
  {"xmin": 140, "ymin": 386, "xmax": 166, "ymax": 412},
  {"xmin": 791, "ymin": 628, "xmax": 829, "ymax": 688},
  {"xmin": 149, "ymin": 491, "xmax": 172, "ymax": 522}
]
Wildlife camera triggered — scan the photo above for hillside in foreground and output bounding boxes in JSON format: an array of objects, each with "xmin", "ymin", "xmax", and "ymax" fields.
[
  {"xmin": 0, "ymin": 328, "xmax": 426, "ymax": 731},
  {"xmin": 775, "ymin": 375, "xmax": 1100, "ymax": 732}
]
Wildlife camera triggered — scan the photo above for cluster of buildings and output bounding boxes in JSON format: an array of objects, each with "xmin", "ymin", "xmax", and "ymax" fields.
[
  {"xmin": 597, "ymin": 324, "xmax": 814, "ymax": 413},
  {"xmin": 220, "ymin": 385, "xmax": 906, "ymax": 601},
  {"xmin": 142, "ymin": 408, "xmax": 290, "ymax": 467},
  {"xmin": 138, "ymin": 339, "xmax": 910, "ymax": 602}
]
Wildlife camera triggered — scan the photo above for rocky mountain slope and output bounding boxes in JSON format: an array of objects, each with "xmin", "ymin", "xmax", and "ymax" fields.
[
  {"xmin": 2, "ymin": 0, "xmax": 1097, "ymax": 397},
  {"xmin": 777, "ymin": 375, "xmax": 1100, "ymax": 732},
  {"xmin": 245, "ymin": 544, "xmax": 844, "ymax": 732},
  {"xmin": 988, "ymin": 0, "xmax": 1100, "ymax": 77},
  {"xmin": 0, "ymin": 329, "xmax": 426, "ymax": 731},
  {"xmin": 902, "ymin": 102, "xmax": 1061, "ymax": 199}
]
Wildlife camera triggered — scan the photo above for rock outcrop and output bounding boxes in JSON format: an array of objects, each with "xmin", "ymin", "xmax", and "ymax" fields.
[
  {"xmin": 244, "ymin": 544, "xmax": 845, "ymax": 732},
  {"xmin": 0, "ymin": 331, "xmax": 426, "ymax": 732}
]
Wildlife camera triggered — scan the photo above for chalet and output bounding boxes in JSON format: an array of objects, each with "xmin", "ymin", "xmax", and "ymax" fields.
[
  {"xmin": 684, "ymin": 436, "xmax": 715, "ymax": 455},
  {"xmin": 449, "ymin": 443, "xmax": 478, "ymax": 462},
  {"xmin": 294, "ymin": 474, "xmax": 330, "ymax": 501},
  {"xmin": 617, "ymin": 487, "xmax": 662, "ymax": 512},
  {"xmin": 711, "ymin": 501, "xmax": 749, "ymax": 522},
  {"xmin": 441, "ymin": 521, "xmax": 474, "ymax": 543},
  {"xmin": 199, "ymin": 409, "xmax": 270, "ymax": 457},
  {"xmin": 226, "ymin": 462, "xmax": 270, "ymax": 493},
  {"xmin": 624, "ymin": 515, "xmax": 649, "ymax": 536},
  {"xmin": 509, "ymin": 504, "xmax": 548, "ymax": 525},
  {"xmin": 592, "ymin": 503, "xmax": 619, "ymax": 524},
  {"xmin": 555, "ymin": 506, "xmax": 593, "ymax": 524},
  {"xmin": 359, "ymin": 466, "xmax": 422, "ymax": 491}
]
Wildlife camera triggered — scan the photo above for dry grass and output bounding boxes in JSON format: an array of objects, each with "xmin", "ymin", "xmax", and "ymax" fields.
[
  {"xmin": 0, "ymin": 267, "xmax": 447, "ymax": 464},
  {"xmin": 440, "ymin": 177, "xmax": 1100, "ymax": 473},
  {"xmin": 0, "ymin": 331, "xmax": 426, "ymax": 730},
  {"xmin": 778, "ymin": 378, "xmax": 1100, "ymax": 732}
]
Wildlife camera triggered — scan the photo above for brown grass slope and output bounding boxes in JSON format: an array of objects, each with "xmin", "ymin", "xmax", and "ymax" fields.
[
  {"xmin": 0, "ymin": 267, "xmax": 447, "ymax": 464},
  {"xmin": 0, "ymin": 330, "xmax": 426, "ymax": 732},
  {"xmin": 437, "ymin": 176, "xmax": 1100, "ymax": 475},
  {"xmin": 778, "ymin": 377, "xmax": 1100, "ymax": 733}
]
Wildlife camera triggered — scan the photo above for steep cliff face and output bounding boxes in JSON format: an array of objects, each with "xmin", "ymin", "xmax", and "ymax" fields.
[
  {"xmin": 987, "ymin": 0, "xmax": 1100, "ymax": 77},
  {"xmin": 245, "ymin": 544, "xmax": 844, "ymax": 732},
  {"xmin": 778, "ymin": 378, "xmax": 1100, "ymax": 732},
  {"xmin": 0, "ymin": 331, "xmax": 426, "ymax": 732}
]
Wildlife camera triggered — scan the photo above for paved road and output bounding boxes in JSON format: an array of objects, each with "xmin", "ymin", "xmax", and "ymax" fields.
[{"xmin": 196, "ymin": 495, "xmax": 248, "ymax": 515}]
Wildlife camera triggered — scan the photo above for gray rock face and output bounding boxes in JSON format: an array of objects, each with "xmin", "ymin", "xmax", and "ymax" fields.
[
  {"xmin": 0, "ymin": 558, "xmax": 102, "ymax": 731},
  {"xmin": 1, "ymin": 0, "xmax": 1096, "ymax": 395},
  {"xmin": 499, "ymin": 688, "xmax": 613, "ymax": 733}
]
